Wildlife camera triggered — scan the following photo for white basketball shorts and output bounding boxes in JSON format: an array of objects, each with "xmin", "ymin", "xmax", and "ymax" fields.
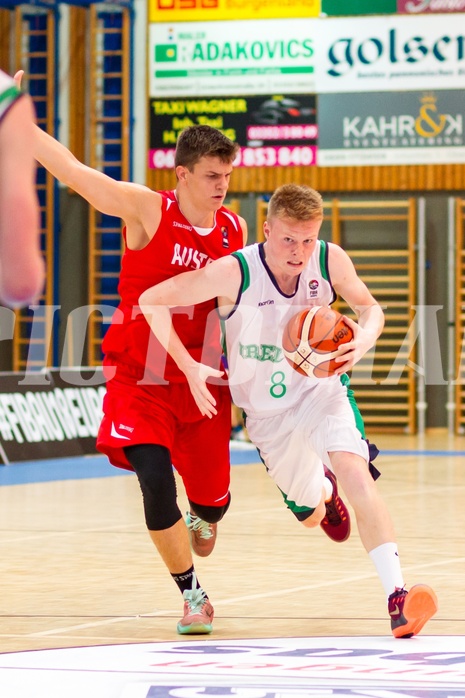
[{"xmin": 245, "ymin": 378, "xmax": 369, "ymax": 510}]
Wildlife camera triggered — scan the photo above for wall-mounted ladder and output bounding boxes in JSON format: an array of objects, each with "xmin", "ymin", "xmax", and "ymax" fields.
[
  {"xmin": 12, "ymin": 3, "xmax": 57, "ymax": 371},
  {"xmin": 256, "ymin": 197, "xmax": 417, "ymax": 433},
  {"xmin": 328, "ymin": 199, "xmax": 417, "ymax": 434},
  {"xmin": 87, "ymin": 1, "xmax": 132, "ymax": 366}
]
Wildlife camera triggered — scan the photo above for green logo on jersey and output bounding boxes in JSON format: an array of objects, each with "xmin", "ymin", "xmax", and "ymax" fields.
[{"xmin": 239, "ymin": 343, "xmax": 283, "ymax": 363}]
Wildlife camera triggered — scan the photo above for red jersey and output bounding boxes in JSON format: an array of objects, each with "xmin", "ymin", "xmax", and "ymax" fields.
[{"xmin": 102, "ymin": 190, "xmax": 243, "ymax": 383}]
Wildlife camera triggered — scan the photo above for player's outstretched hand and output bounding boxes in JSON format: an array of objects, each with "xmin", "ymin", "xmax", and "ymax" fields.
[{"xmin": 184, "ymin": 362, "xmax": 224, "ymax": 418}]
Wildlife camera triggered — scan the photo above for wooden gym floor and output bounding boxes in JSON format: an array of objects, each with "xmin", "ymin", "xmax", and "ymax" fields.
[{"xmin": 0, "ymin": 429, "xmax": 463, "ymax": 654}]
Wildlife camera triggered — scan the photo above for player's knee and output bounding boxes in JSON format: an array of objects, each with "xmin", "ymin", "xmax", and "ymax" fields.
[
  {"xmin": 124, "ymin": 444, "xmax": 182, "ymax": 531},
  {"xmin": 189, "ymin": 492, "xmax": 231, "ymax": 524},
  {"xmin": 144, "ymin": 504, "xmax": 182, "ymax": 531}
]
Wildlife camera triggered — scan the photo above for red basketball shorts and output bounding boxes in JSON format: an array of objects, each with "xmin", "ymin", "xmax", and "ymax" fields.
[{"xmin": 97, "ymin": 366, "xmax": 232, "ymax": 507}]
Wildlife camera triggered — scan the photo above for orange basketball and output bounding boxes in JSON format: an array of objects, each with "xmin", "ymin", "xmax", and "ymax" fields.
[{"xmin": 282, "ymin": 306, "xmax": 354, "ymax": 378}]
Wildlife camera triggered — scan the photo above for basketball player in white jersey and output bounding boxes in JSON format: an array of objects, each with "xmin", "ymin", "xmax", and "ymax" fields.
[
  {"xmin": 140, "ymin": 183, "xmax": 438, "ymax": 639},
  {"xmin": 0, "ymin": 69, "xmax": 44, "ymax": 307}
]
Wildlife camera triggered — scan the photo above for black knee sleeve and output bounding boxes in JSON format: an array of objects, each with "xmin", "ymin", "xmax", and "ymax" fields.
[
  {"xmin": 188, "ymin": 492, "xmax": 231, "ymax": 524},
  {"xmin": 124, "ymin": 444, "xmax": 182, "ymax": 531}
]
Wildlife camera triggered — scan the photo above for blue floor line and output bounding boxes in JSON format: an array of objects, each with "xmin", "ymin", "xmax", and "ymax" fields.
[
  {"xmin": 0, "ymin": 449, "xmax": 262, "ymax": 486},
  {"xmin": 0, "ymin": 455, "xmax": 133, "ymax": 486},
  {"xmin": 0, "ymin": 447, "xmax": 463, "ymax": 486}
]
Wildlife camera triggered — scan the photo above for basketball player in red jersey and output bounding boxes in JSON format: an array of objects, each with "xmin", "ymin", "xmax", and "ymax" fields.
[{"xmin": 27, "ymin": 112, "xmax": 247, "ymax": 633}]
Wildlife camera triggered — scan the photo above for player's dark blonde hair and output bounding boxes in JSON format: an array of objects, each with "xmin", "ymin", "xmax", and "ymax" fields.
[
  {"xmin": 267, "ymin": 184, "xmax": 323, "ymax": 222},
  {"xmin": 175, "ymin": 125, "xmax": 239, "ymax": 170}
]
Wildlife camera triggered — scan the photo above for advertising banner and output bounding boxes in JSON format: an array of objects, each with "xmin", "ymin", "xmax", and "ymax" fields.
[
  {"xmin": 149, "ymin": 20, "xmax": 317, "ymax": 97},
  {"xmin": 398, "ymin": 1, "xmax": 465, "ymax": 12},
  {"xmin": 0, "ymin": 369, "xmax": 106, "ymax": 464},
  {"xmin": 148, "ymin": 94, "xmax": 318, "ymax": 169},
  {"xmin": 149, "ymin": 0, "xmax": 319, "ymax": 22},
  {"xmin": 315, "ymin": 14, "xmax": 465, "ymax": 93},
  {"xmin": 322, "ymin": 0, "xmax": 396, "ymax": 14},
  {"xmin": 317, "ymin": 90, "xmax": 465, "ymax": 166},
  {"xmin": 50, "ymin": 369, "xmax": 106, "ymax": 457}
]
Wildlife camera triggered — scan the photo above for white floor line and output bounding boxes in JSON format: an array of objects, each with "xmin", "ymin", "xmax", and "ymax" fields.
[
  {"xmin": 27, "ymin": 615, "xmax": 156, "ymax": 637},
  {"xmin": 0, "ymin": 522, "xmax": 145, "ymax": 544},
  {"xmin": 24, "ymin": 555, "xmax": 462, "ymax": 638}
]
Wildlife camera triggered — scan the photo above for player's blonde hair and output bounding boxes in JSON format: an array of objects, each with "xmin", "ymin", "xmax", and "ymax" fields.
[{"xmin": 267, "ymin": 184, "xmax": 323, "ymax": 222}]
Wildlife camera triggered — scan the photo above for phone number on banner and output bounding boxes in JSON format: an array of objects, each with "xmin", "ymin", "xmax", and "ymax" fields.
[{"xmin": 148, "ymin": 145, "xmax": 317, "ymax": 170}]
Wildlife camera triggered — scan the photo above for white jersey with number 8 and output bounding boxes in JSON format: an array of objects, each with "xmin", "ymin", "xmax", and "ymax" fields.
[{"xmin": 224, "ymin": 240, "xmax": 336, "ymax": 419}]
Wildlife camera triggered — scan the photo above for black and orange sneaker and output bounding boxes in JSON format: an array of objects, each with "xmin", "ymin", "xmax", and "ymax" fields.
[
  {"xmin": 320, "ymin": 466, "xmax": 351, "ymax": 542},
  {"xmin": 388, "ymin": 584, "xmax": 438, "ymax": 638}
]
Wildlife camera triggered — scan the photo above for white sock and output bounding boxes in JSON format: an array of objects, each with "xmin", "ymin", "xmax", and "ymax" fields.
[
  {"xmin": 369, "ymin": 542, "xmax": 404, "ymax": 598},
  {"xmin": 323, "ymin": 476, "xmax": 333, "ymax": 502}
]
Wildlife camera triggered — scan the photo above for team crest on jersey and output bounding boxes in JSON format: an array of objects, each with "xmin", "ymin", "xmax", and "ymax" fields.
[
  {"xmin": 221, "ymin": 226, "xmax": 230, "ymax": 249},
  {"xmin": 308, "ymin": 279, "xmax": 319, "ymax": 298}
]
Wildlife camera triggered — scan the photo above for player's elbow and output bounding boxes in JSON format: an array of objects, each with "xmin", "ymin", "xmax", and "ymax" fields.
[
  {"xmin": 0, "ymin": 196, "xmax": 45, "ymax": 307},
  {"xmin": 0, "ymin": 258, "xmax": 45, "ymax": 308}
]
